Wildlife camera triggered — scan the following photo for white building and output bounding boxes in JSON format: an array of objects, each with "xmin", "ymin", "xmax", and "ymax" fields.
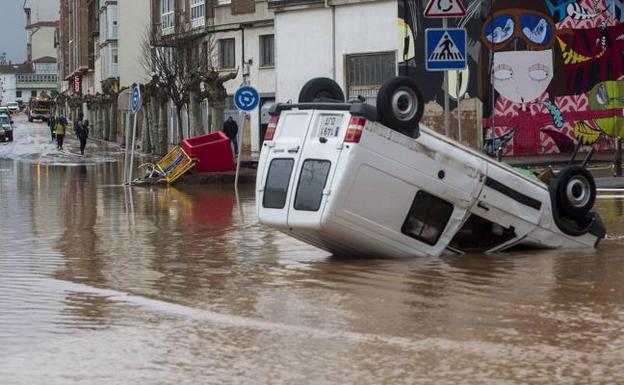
[
  {"xmin": 153, "ymin": 0, "xmax": 277, "ymax": 153},
  {"xmin": 24, "ymin": 0, "xmax": 59, "ymax": 24},
  {"xmin": 270, "ymin": 0, "xmax": 396, "ymax": 103},
  {"xmin": 0, "ymin": 72, "xmax": 17, "ymax": 105},
  {"xmin": 23, "ymin": 0, "xmax": 59, "ymax": 98},
  {"xmin": 99, "ymin": 0, "xmax": 119, "ymax": 83},
  {"xmin": 211, "ymin": 2, "xmax": 276, "ymax": 153},
  {"xmin": 16, "ymin": 57, "xmax": 59, "ymax": 100},
  {"xmin": 118, "ymin": 0, "xmax": 150, "ymax": 88},
  {"xmin": 24, "ymin": 0, "xmax": 60, "ymax": 63}
]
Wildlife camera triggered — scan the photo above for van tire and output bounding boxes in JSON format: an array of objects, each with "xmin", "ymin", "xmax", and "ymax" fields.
[
  {"xmin": 298, "ymin": 78, "xmax": 345, "ymax": 103},
  {"xmin": 376, "ymin": 76, "xmax": 424, "ymax": 138},
  {"xmin": 554, "ymin": 166, "xmax": 596, "ymax": 220}
]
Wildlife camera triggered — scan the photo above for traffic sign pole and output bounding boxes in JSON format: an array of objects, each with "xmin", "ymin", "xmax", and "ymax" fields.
[
  {"xmin": 424, "ymin": 0, "xmax": 466, "ymax": 138},
  {"xmin": 126, "ymin": 85, "xmax": 142, "ymax": 185},
  {"xmin": 233, "ymin": 86, "xmax": 260, "ymax": 189},
  {"xmin": 457, "ymin": 70, "xmax": 462, "ymax": 143},
  {"xmin": 443, "ymin": 19, "xmax": 450, "ymax": 137}
]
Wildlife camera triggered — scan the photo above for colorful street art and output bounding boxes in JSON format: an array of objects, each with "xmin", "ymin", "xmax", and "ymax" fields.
[{"xmin": 398, "ymin": 0, "xmax": 624, "ymax": 156}]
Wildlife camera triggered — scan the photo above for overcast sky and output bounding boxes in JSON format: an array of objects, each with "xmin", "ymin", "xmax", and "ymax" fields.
[{"xmin": 0, "ymin": 0, "xmax": 27, "ymax": 64}]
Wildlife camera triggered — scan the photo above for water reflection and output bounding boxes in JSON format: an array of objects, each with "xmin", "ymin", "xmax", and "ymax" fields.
[{"xmin": 1, "ymin": 157, "xmax": 624, "ymax": 384}]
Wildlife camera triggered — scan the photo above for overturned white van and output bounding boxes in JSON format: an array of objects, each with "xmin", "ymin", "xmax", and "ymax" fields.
[{"xmin": 256, "ymin": 77, "xmax": 605, "ymax": 258}]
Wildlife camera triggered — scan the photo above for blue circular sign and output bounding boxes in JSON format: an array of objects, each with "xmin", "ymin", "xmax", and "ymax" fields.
[
  {"xmin": 131, "ymin": 85, "xmax": 141, "ymax": 113},
  {"xmin": 234, "ymin": 86, "xmax": 259, "ymax": 112}
]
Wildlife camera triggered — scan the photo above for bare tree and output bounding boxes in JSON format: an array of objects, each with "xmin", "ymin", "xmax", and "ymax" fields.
[
  {"xmin": 144, "ymin": 43, "xmax": 193, "ymax": 143},
  {"xmin": 142, "ymin": 28, "xmax": 238, "ymax": 142}
]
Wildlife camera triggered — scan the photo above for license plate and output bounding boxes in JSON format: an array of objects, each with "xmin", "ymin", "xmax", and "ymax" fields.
[{"xmin": 317, "ymin": 115, "xmax": 343, "ymax": 138}]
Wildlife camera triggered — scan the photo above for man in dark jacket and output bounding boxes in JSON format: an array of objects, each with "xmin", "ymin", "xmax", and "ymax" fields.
[
  {"xmin": 48, "ymin": 115, "xmax": 56, "ymax": 142},
  {"xmin": 76, "ymin": 119, "xmax": 90, "ymax": 155},
  {"xmin": 223, "ymin": 116, "xmax": 239, "ymax": 156}
]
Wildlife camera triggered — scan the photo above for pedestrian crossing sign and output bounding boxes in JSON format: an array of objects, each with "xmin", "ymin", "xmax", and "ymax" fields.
[{"xmin": 425, "ymin": 28, "xmax": 467, "ymax": 71}]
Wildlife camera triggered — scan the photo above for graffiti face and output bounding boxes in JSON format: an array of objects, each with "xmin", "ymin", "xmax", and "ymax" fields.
[{"xmin": 491, "ymin": 50, "xmax": 554, "ymax": 104}]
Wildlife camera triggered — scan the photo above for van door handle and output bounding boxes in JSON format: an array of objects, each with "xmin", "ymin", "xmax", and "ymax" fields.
[{"xmin": 288, "ymin": 146, "xmax": 300, "ymax": 153}]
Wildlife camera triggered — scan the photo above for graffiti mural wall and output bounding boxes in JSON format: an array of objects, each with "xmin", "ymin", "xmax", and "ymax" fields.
[{"xmin": 398, "ymin": 0, "xmax": 624, "ymax": 156}]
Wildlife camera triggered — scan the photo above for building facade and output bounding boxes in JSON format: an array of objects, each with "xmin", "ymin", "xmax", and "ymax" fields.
[
  {"xmin": 58, "ymin": 0, "xmax": 90, "ymax": 94},
  {"xmin": 151, "ymin": 0, "xmax": 276, "ymax": 153},
  {"xmin": 23, "ymin": 0, "xmax": 60, "ymax": 99},
  {"xmin": 270, "ymin": 0, "xmax": 395, "ymax": 105},
  {"xmin": 119, "ymin": 0, "xmax": 151, "ymax": 88},
  {"xmin": 0, "ymin": 68, "xmax": 19, "ymax": 105},
  {"xmin": 16, "ymin": 57, "xmax": 59, "ymax": 100}
]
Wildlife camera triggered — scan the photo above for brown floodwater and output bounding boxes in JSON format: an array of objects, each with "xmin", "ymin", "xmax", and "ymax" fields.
[{"xmin": 1, "ymin": 122, "xmax": 624, "ymax": 384}]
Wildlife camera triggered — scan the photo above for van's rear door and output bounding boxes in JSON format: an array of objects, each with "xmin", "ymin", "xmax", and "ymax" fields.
[
  {"xmin": 257, "ymin": 111, "xmax": 315, "ymax": 227},
  {"xmin": 287, "ymin": 111, "xmax": 351, "ymax": 228}
]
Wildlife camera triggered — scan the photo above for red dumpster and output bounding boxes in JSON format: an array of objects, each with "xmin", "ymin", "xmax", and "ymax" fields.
[{"xmin": 181, "ymin": 132, "xmax": 236, "ymax": 173}]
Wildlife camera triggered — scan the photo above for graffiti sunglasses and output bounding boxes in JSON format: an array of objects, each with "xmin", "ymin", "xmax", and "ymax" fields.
[{"xmin": 481, "ymin": 10, "xmax": 557, "ymax": 50}]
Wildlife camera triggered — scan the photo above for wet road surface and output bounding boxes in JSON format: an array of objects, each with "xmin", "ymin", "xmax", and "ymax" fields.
[{"xmin": 1, "ymin": 116, "xmax": 624, "ymax": 384}]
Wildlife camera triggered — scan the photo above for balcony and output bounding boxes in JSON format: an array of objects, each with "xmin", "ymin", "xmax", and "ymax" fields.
[{"xmin": 16, "ymin": 74, "xmax": 59, "ymax": 89}]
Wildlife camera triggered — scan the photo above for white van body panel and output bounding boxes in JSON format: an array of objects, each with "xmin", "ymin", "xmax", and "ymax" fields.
[{"xmin": 257, "ymin": 108, "xmax": 603, "ymax": 258}]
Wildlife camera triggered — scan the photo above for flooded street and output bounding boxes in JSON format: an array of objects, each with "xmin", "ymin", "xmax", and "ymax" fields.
[{"xmin": 1, "ymin": 116, "xmax": 624, "ymax": 384}]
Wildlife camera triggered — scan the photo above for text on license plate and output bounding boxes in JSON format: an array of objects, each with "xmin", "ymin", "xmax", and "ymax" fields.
[{"xmin": 317, "ymin": 114, "xmax": 343, "ymax": 137}]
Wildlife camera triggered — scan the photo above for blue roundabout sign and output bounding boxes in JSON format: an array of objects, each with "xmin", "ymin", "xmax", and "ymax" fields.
[
  {"xmin": 234, "ymin": 86, "xmax": 260, "ymax": 112},
  {"xmin": 131, "ymin": 85, "xmax": 142, "ymax": 113}
]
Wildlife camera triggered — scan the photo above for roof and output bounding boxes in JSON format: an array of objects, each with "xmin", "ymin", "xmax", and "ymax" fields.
[
  {"xmin": 0, "ymin": 62, "xmax": 34, "ymax": 74},
  {"xmin": 33, "ymin": 56, "xmax": 58, "ymax": 63}
]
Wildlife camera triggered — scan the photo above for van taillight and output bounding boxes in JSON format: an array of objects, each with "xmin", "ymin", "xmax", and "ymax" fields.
[
  {"xmin": 265, "ymin": 115, "xmax": 279, "ymax": 141},
  {"xmin": 344, "ymin": 117, "xmax": 366, "ymax": 143}
]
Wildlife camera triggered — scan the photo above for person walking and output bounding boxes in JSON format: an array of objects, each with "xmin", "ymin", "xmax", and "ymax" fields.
[
  {"xmin": 48, "ymin": 115, "xmax": 56, "ymax": 142},
  {"xmin": 55, "ymin": 116, "xmax": 67, "ymax": 151},
  {"xmin": 223, "ymin": 116, "xmax": 239, "ymax": 157},
  {"xmin": 76, "ymin": 119, "xmax": 90, "ymax": 155}
]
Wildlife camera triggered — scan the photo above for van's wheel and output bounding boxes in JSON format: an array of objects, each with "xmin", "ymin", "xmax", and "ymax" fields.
[
  {"xmin": 554, "ymin": 166, "xmax": 596, "ymax": 220},
  {"xmin": 298, "ymin": 78, "xmax": 345, "ymax": 103},
  {"xmin": 376, "ymin": 76, "xmax": 424, "ymax": 138}
]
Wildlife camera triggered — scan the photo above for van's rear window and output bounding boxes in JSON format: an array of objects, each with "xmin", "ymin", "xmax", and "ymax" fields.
[
  {"xmin": 401, "ymin": 191, "xmax": 453, "ymax": 246},
  {"xmin": 294, "ymin": 160, "xmax": 331, "ymax": 211},
  {"xmin": 263, "ymin": 158, "xmax": 295, "ymax": 209}
]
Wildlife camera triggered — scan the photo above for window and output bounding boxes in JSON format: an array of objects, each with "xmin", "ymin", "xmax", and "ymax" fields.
[
  {"xmin": 259, "ymin": 34, "xmax": 274, "ymax": 67},
  {"xmin": 401, "ymin": 191, "xmax": 454, "ymax": 246},
  {"xmin": 160, "ymin": 0, "xmax": 175, "ymax": 33},
  {"xmin": 346, "ymin": 51, "xmax": 396, "ymax": 103},
  {"xmin": 217, "ymin": 0, "xmax": 231, "ymax": 4},
  {"xmin": 449, "ymin": 215, "xmax": 516, "ymax": 252},
  {"xmin": 219, "ymin": 38, "xmax": 235, "ymax": 69},
  {"xmin": 191, "ymin": 0, "xmax": 205, "ymax": 28},
  {"xmin": 294, "ymin": 160, "xmax": 331, "ymax": 211},
  {"xmin": 31, "ymin": 91, "xmax": 37, "ymax": 97},
  {"xmin": 263, "ymin": 159, "xmax": 295, "ymax": 209},
  {"xmin": 16, "ymin": 91, "xmax": 22, "ymax": 98},
  {"xmin": 108, "ymin": 5, "xmax": 118, "ymax": 39}
]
